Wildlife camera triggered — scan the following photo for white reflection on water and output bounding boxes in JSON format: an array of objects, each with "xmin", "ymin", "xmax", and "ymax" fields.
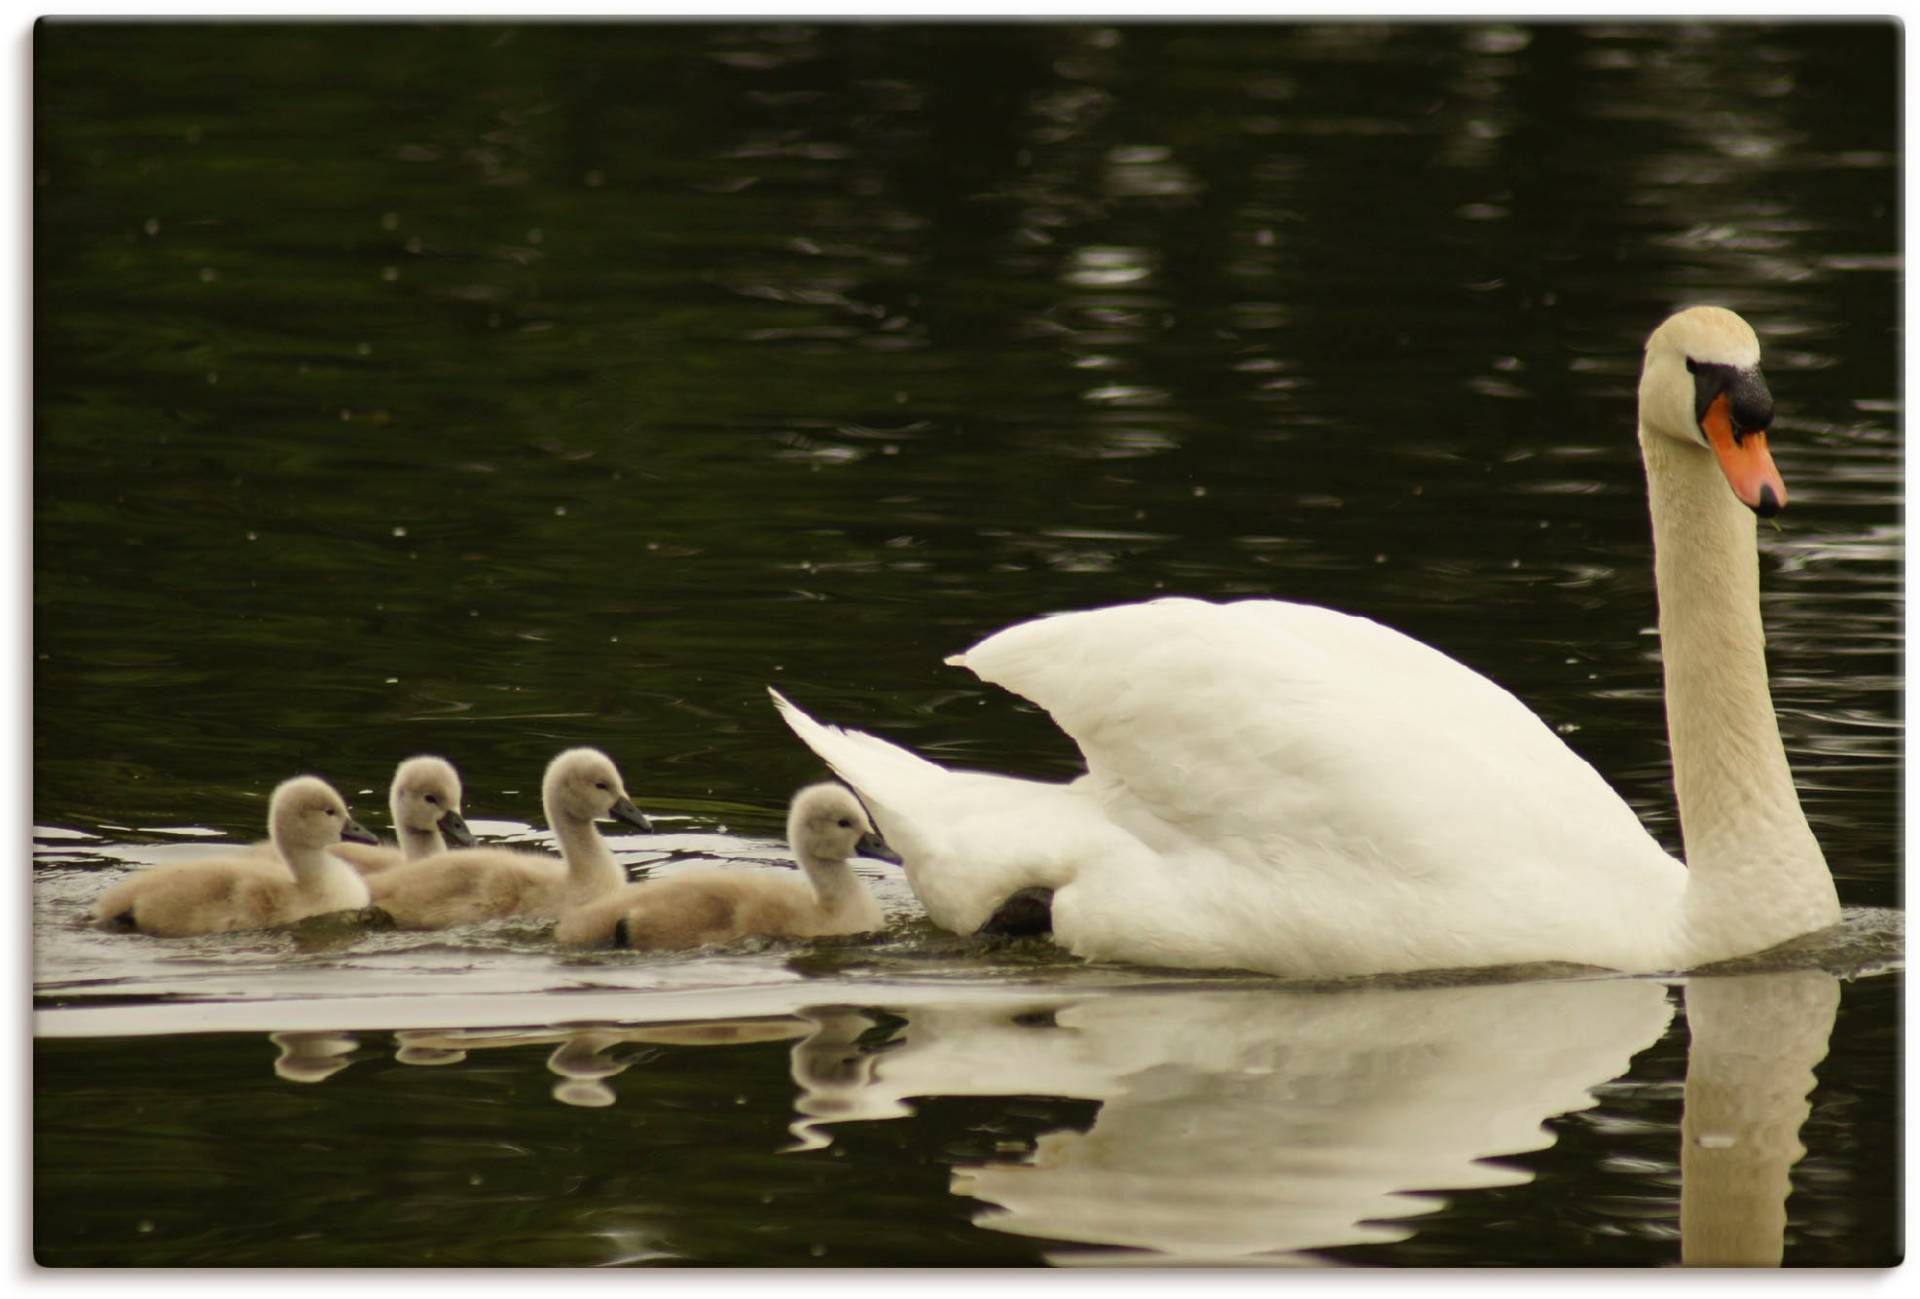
[
  {"xmin": 792, "ymin": 978, "xmax": 1677, "ymax": 1262},
  {"xmin": 269, "ymin": 1030, "xmax": 359, "ymax": 1084},
  {"xmin": 1679, "ymin": 971, "xmax": 1836, "ymax": 1267},
  {"xmin": 780, "ymin": 971, "xmax": 1835, "ymax": 1265}
]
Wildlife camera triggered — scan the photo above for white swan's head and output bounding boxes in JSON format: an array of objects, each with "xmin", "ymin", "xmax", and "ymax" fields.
[
  {"xmin": 788, "ymin": 782, "xmax": 899, "ymax": 866},
  {"xmin": 542, "ymin": 747, "xmax": 654, "ymax": 832},
  {"xmin": 271, "ymin": 776, "xmax": 378, "ymax": 853},
  {"xmin": 1639, "ymin": 305, "xmax": 1786, "ymax": 516},
  {"xmin": 390, "ymin": 755, "xmax": 475, "ymax": 847}
]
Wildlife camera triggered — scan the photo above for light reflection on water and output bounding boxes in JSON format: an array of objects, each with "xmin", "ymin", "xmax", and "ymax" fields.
[{"xmin": 34, "ymin": 954, "xmax": 1887, "ymax": 1267}]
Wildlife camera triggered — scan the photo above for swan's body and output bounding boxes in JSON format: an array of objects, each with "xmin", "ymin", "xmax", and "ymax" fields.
[
  {"xmin": 772, "ymin": 307, "xmax": 1840, "ymax": 977},
  {"xmin": 92, "ymin": 777, "xmax": 377, "ymax": 936},
  {"xmin": 367, "ymin": 748, "xmax": 652, "ymax": 929},
  {"xmin": 555, "ymin": 783, "xmax": 889, "ymax": 948},
  {"xmin": 251, "ymin": 755, "xmax": 474, "ymax": 875}
]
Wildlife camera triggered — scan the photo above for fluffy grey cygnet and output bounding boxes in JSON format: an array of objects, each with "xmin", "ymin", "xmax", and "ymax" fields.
[
  {"xmin": 554, "ymin": 783, "xmax": 890, "ymax": 949},
  {"xmin": 251, "ymin": 755, "xmax": 475, "ymax": 875},
  {"xmin": 331, "ymin": 755, "xmax": 476, "ymax": 874},
  {"xmin": 367, "ymin": 747, "xmax": 652, "ymax": 929},
  {"xmin": 93, "ymin": 776, "xmax": 376, "ymax": 936}
]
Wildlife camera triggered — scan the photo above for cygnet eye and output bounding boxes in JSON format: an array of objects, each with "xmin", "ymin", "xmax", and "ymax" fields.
[
  {"xmin": 836, "ymin": 818, "xmax": 852, "ymax": 829},
  {"xmin": 595, "ymin": 781, "xmax": 610, "ymax": 792},
  {"xmin": 424, "ymin": 794, "xmax": 440, "ymax": 806}
]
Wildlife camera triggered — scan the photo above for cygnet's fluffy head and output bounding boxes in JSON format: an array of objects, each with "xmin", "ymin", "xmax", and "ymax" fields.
[
  {"xmin": 271, "ymin": 776, "xmax": 378, "ymax": 852},
  {"xmin": 1638, "ymin": 305, "xmax": 1786, "ymax": 516},
  {"xmin": 542, "ymin": 747, "xmax": 654, "ymax": 832},
  {"xmin": 391, "ymin": 755, "xmax": 474, "ymax": 846},
  {"xmin": 787, "ymin": 783, "xmax": 898, "ymax": 866}
]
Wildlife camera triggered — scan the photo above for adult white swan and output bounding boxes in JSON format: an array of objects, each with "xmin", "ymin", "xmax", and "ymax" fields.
[{"xmin": 771, "ymin": 306, "xmax": 1842, "ymax": 977}]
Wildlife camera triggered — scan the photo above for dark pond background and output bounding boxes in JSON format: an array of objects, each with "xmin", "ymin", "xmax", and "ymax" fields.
[{"xmin": 32, "ymin": 20, "xmax": 1900, "ymax": 1267}]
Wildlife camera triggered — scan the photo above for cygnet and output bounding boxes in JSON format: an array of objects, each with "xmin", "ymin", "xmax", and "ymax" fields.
[
  {"xmin": 92, "ymin": 776, "xmax": 377, "ymax": 936},
  {"xmin": 367, "ymin": 747, "xmax": 652, "ymax": 929},
  {"xmin": 330, "ymin": 755, "xmax": 476, "ymax": 874},
  {"xmin": 554, "ymin": 783, "xmax": 891, "ymax": 949}
]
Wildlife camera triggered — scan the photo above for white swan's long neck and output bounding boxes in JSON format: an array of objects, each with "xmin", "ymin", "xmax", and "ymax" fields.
[
  {"xmin": 550, "ymin": 806, "xmax": 625, "ymax": 895},
  {"xmin": 1641, "ymin": 426, "xmax": 1837, "ymax": 961}
]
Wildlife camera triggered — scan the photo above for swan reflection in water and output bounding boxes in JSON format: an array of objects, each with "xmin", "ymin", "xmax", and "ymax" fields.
[
  {"xmin": 263, "ymin": 968, "xmax": 1838, "ymax": 1265},
  {"xmin": 793, "ymin": 977, "xmax": 1682, "ymax": 1263},
  {"xmin": 1679, "ymin": 972, "xmax": 1837, "ymax": 1267},
  {"xmin": 787, "ymin": 971, "xmax": 1836, "ymax": 1265}
]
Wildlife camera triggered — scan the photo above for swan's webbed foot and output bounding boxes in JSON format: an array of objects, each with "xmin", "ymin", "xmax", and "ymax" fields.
[{"xmin": 976, "ymin": 887, "xmax": 1054, "ymax": 939}]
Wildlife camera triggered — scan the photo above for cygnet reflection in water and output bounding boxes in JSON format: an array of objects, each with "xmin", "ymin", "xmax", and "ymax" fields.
[
  {"xmin": 269, "ymin": 1031, "xmax": 361, "ymax": 1084},
  {"xmin": 388, "ymin": 1019, "xmax": 813, "ymax": 1108}
]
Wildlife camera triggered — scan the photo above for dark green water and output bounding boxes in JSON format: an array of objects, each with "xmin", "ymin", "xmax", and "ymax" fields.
[{"xmin": 33, "ymin": 20, "xmax": 1900, "ymax": 1266}]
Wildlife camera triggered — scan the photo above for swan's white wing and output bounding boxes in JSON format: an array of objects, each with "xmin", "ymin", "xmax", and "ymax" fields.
[{"xmin": 949, "ymin": 598, "xmax": 1668, "ymax": 885}]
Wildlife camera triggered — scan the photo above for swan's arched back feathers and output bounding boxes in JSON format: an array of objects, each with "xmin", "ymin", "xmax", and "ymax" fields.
[{"xmin": 949, "ymin": 598, "xmax": 1667, "ymax": 891}]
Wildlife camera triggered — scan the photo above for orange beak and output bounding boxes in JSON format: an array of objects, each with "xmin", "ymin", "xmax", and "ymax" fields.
[{"xmin": 1702, "ymin": 392, "xmax": 1787, "ymax": 516}]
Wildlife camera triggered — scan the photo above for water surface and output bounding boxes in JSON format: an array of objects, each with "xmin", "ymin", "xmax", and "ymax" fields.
[{"xmin": 33, "ymin": 19, "xmax": 1901, "ymax": 1267}]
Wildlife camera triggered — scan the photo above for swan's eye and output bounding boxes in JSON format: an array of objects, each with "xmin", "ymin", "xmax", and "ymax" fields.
[
  {"xmin": 424, "ymin": 794, "xmax": 439, "ymax": 806},
  {"xmin": 836, "ymin": 818, "xmax": 852, "ymax": 829},
  {"xmin": 595, "ymin": 781, "xmax": 610, "ymax": 792}
]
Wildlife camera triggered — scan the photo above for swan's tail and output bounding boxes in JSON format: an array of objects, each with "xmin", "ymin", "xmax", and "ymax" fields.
[
  {"xmin": 768, "ymin": 688, "xmax": 952, "ymax": 812},
  {"xmin": 768, "ymin": 687, "xmax": 1101, "ymax": 937}
]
